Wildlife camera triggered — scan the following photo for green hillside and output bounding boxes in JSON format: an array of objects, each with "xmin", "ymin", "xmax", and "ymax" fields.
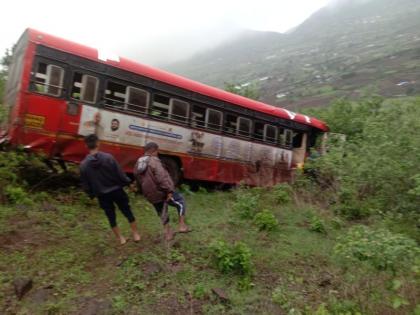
[
  {"xmin": 166, "ymin": 0, "xmax": 420, "ymax": 110},
  {"xmin": 1, "ymin": 97, "xmax": 419, "ymax": 314}
]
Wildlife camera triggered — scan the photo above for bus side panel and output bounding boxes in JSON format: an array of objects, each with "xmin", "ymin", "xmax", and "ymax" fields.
[{"xmin": 19, "ymin": 93, "xmax": 64, "ymax": 155}]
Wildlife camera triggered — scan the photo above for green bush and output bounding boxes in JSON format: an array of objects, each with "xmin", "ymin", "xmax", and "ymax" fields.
[
  {"xmin": 253, "ymin": 210, "xmax": 278, "ymax": 231},
  {"xmin": 192, "ymin": 283, "xmax": 207, "ymax": 299},
  {"xmin": 304, "ymin": 98, "xmax": 420, "ymax": 220},
  {"xmin": 233, "ymin": 190, "xmax": 259, "ymax": 219},
  {"xmin": 309, "ymin": 216, "xmax": 327, "ymax": 234},
  {"xmin": 272, "ymin": 183, "xmax": 292, "ymax": 204},
  {"xmin": 4, "ymin": 186, "xmax": 31, "ymax": 205},
  {"xmin": 334, "ymin": 225, "xmax": 420, "ymax": 272},
  {"xmin": 272, "ymin": 286, "xmax": 291, "ymax": 309},
  {"xmin": 210, "ymin": 240, "xmax": 253, "ymax": 276}
]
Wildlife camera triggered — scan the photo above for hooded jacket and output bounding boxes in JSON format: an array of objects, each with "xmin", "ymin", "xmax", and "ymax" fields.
[
  {"xmin": 80, "ymin": 151, "xmax": 131, "ymax": 197},
  {"xmin": 133, "ymin": 155, "xmax": 174, "ymax": 204}
]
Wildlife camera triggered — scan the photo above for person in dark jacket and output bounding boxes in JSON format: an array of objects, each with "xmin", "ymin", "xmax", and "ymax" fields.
[
  {"xmin": 80, "ymin": 134, "xmax": 140, "ymax": 245},
  {"xmin": 133, "ymin": 142, "xmax": 189, "ymax": 241}
]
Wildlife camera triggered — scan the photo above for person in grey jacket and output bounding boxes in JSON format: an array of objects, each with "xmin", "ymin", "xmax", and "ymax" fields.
[
  {"xmin": 134, "ymin": 142, "xmax": 189, "ymax": 241},
  {"xmin": 80, "ymin": 134, "xmax": 140, "ymax": 245}
]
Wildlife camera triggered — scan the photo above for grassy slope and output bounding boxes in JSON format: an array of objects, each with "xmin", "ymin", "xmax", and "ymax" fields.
[{"xmin": 0, "ymin": 183, "xmax": 418, "ymax": 314}]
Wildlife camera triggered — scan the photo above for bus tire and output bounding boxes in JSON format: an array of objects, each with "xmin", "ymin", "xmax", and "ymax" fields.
[{"xmin": 160, "ymin": 156, "xmax": 182, "ymax": 186}]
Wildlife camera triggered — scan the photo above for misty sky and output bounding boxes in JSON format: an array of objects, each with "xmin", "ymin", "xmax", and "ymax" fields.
[{"xmin": 0, "ymin": 0, "xmax": 329, "ymax": 66}]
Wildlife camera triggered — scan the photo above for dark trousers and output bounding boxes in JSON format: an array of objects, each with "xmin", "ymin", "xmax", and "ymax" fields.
[
  {"xmin": 97, "ymin": 188, "xmax": 135, "ymax": 228},
  {"xmin": 153, "ymin": 191, "xmax": 186, "ymax": 225}
]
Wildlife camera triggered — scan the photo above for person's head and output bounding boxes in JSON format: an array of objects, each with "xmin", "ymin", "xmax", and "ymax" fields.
[
  {"xmin": 84, "ymin": 134, "xmax": 99, "ymax": 152},
  {"xmin": 111, "ymin": 119, "xmax": 120, "ymax": 132},
  {"xmin": 144, "ymin": 142, "xmax": 159, "ymax": 156}
]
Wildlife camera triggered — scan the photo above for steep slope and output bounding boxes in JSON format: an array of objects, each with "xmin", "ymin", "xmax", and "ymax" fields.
[{"xmin": 166, "ymin": 0, "xmax": 420, "ymax": 109}]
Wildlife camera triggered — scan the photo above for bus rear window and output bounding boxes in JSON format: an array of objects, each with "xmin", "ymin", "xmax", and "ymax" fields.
[
  {"xmin": 34, "ymin": 63, "xmax": 64, "ymax": 97},
  {"xmin": 71, "ymin": 72, "xmax": 98, "ymax": 103}
]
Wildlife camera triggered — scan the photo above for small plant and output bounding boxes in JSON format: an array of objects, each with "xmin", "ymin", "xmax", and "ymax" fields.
[
  {"xmin": 272, "ymin": 184, "xmax": 292, "ymax": 204},
  {"xmin": 334, "ymin": 225, "xmax": 420, "ymax": 272},
  {"xmin": 272, "ymin": 286, "xmax": 291, "ymax": 309},
  {"xmin": 169, "ymin": 249, "xmax": 186, "ymax": 263},
  {"xmin": 233, "ymin": 189, "xmax": 259, "ymax": 219},
  {"xmin": 253, "ymin": 210, "xmax": 279, "ymax": 231},
  {"xmin": 4, "ymin": 185, "xmax": 32, "ymax": 205},
  {"xmin": 237, "ymin": 276, "xmax": 254, "ymax": 291},
  {"xmin": 309, "ymin": 216, "xmax": 327, "ymax": 234},
  {"xmin": 112, "ymin": 294, "xmax": 128, "ymax": 313},
  {"xmin": 210, "ymin": 240, "xmax": 253, "ymax": 276},
  {"xmin": 192, "ymin": 283, "xmax": 207, "ymax": 299}
]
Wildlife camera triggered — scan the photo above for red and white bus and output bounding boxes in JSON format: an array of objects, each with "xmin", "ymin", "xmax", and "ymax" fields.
[{"xmin": 1, "ymin": 29, "xmax": 328, "ymax": 186}]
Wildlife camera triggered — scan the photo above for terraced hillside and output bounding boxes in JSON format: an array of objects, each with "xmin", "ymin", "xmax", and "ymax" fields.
[{"xmin": 167, "ymin": 0, "xmax": 420, "ymax": 110}]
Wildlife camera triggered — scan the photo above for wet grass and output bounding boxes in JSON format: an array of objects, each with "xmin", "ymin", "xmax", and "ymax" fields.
[{"xmin": 0, "ymin": 187, "xmax": 418, "ymax": 314}]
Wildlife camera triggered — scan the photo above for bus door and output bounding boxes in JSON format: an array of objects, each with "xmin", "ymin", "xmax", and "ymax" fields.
[{"xmin": 291, "ymin": 131, "xmax": 307, "ymax": 168}]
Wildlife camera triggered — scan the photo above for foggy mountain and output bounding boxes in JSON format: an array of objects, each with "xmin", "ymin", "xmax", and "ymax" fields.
[{"xmin": 165, "ymin": 0, "xmax": 420, "ymax": 110}]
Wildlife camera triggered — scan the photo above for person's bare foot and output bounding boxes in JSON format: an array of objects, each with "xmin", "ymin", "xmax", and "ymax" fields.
[
  {"xmin": 164, "ymin": 226, "xmax": 175, "ymax": 242},
  {"xmin": 132, "ymin": 232, "xmax": 141, "ymax": 242},
  {"xmin": 178, "ymin": 216, "xmax": 190, "ymax": 233},
  {"xmin": 178, "ymin": 224, "xmax": 190, "ymax": 233},
  {"xmin": 119, "ymin": 236, "xmax": 127, "ymax": 245}
]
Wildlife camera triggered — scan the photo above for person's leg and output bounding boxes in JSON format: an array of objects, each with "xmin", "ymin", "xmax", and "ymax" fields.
[
  {"xmin": 98, "ymin": 194, "xmax": 127, "ymax": 245},
  {"xmin": 168, "ymin": 192, "xmax": 189, "ymax": 232},
  {"xmin": 153, "ymin": 202, "xmax": 174, "ymax": 241},
  {"xmin": 113, "ymin": 189, "xmax": 141, "ymax": 242}
]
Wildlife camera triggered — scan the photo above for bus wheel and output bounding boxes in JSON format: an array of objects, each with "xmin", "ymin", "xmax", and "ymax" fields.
[{"xmin": 160, "ymin": 157, "xmax": 182, "ymax": 186}]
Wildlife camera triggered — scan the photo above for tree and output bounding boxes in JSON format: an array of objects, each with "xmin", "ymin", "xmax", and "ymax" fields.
[
  {"xmin": 224, "ymin": 82, "xmax": 260, "ymax": 100},
  {"xmin": 0, "ymin": 46, "xmax": 15, "ymax": 103}
]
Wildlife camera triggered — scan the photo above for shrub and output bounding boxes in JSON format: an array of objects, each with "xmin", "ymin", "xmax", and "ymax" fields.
[
  {"xmin": 309, "ymin": 216, "xmax": 327, "ymax": 234},
  {"xmin": 272, "ymin": 183, "xmax": 292, "ymax": 204},
  {"xmin": 210, "ymin": 240, "xmax": 253, "ymax": 276},
  {"xmin": 192, "ymin": 283, "xmax": 207, "ymax": 299},
  {"xmin": 334, "ymin": 225, "xmax": 420, "ymax": 272},
  {"xmin": 4, "ymin": 186, "xmax": 31, "ymax": 205},
  {"xmin": 233, "ymin": 190, "xmax": 259, "ymax": 219},
  {"xmin": 253, "ymin": 210, "xmax": 278, "ymax": 231},
  {"xmin": 272, "ymin": 286, "xmax": 291, "ymax": 309}
]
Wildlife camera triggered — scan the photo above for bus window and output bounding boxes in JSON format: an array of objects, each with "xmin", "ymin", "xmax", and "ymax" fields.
[
  {"xmin": 105, "ymin": 80, "xmax": 126, "ymax": 110},
  {"xmin": 169, "ymin": 99, "xmax": 189, "ymax": 123},
  {"xmin": 206, "ymin": 108, "xmax": 222, "ymax": 131},
  {"xmin": 253, "ymin": 121, "xmax": 264, "ymax": 140},
  {"xmin": 264, "ymin": 124, "xmax": 277, "ymax": 144},
  {"xmin": 34, "ymin": 62, "xmax": 64, "ymax": 97},
  {"xmin": 225, "ymin": 114, "xmax": 237, "ymax": 134},
  {"xmin": 127, "ymin": 87, "xmax": 149, "ymax": 114},
  {"xmin": 71, "ymin": 72, "xmax": 99, "ymax": 103},
  {"xmin": 151, "ymin": 94, "xmax": 169, "ymax": 119},
  {"xmin": 293, "ymin": 132, "xmax": 303, "ymax": 148},
  {"xmin": 237, "ymin": 117, "xmax": 251, "ymax": 137},
  {"xmin": 191, "ymin": 105, "xmax": 205, "ymax": 128}
]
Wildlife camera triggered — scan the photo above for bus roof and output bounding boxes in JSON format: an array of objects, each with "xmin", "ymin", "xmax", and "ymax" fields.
[{"xmin": 26, "ymin": 28, "xmax": 329, "ymax": 132}]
